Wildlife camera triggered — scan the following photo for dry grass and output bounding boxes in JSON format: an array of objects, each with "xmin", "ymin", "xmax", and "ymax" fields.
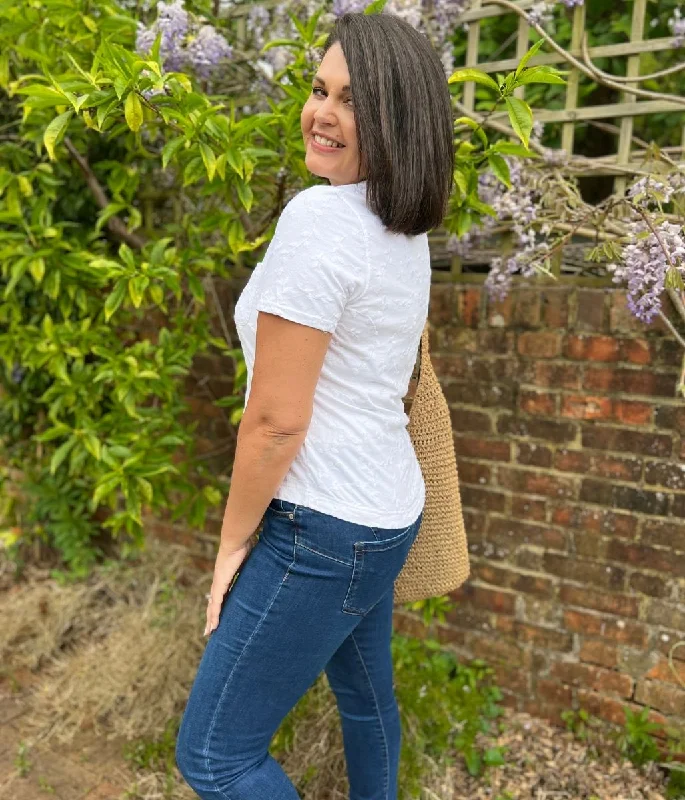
[{"xmin": 2, "ymin": 540, "xmax": 209, "ymax": 743}]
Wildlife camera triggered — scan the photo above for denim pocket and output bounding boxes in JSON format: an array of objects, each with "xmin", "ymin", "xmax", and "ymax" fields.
[
  {"xmin": 266, "ymin": 498, "xmax": 297, "ymax": 518},
  {"xmin": 342, "ymin": 513, "xmax": 422, "ymax": 616}
]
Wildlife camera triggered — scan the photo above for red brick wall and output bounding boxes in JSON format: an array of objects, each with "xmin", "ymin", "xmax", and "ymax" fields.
[
  {"xmin": 149, "ymin": 278, "xmax": 685, "ymax": 732},
  {"xmin": 393, "ymin": 282, "xmax": 685, "ymax": 730}
]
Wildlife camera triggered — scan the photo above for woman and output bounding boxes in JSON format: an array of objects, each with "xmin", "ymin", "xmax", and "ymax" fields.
[{"xmin": 176, "ymin": 11, "xmax": 454, "ymax": 800}]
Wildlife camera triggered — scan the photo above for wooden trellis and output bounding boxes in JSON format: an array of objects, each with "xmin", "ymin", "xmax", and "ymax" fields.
[{"xmin": 433, "ymin": 0, "xmax": 685, "ymax": 282}]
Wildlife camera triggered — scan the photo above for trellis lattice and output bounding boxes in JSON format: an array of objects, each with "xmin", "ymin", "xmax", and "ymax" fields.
[{"xmin": 429, "ymin": 0, "xmax": 685, "ymax": 284}]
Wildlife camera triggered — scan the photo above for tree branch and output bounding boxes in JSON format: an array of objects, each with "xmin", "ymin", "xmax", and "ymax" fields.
[{"xmin": 64, "ymin": 137, "xmax": 147, "ymax": 250}]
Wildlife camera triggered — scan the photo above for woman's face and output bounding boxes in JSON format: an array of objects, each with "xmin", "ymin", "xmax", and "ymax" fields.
[{"xmin": 301, "ymin": 42, "xmax": 364, "ymax": 186}]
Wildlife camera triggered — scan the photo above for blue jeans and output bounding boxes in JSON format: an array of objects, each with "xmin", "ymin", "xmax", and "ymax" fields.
[{"xmin": 175, "ymin": 498, "xmax": 424, "ymax": 800}]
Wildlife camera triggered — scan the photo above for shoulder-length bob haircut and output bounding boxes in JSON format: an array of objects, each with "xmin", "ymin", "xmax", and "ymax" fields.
[{"xmin": 321, "ymin": 12, "xmax": 454, "ymax": 236}]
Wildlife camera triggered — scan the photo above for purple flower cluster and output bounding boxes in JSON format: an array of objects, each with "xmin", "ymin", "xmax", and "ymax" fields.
[
  {"xmin": 608, "ymin": 220, "xmax": 685, "ymax": 323},
  {"xmin": 669, "ymin": 8, "xmax": 685, "ymax": 48},
  {"xmin": 135, "ymin": 0, "xmax": 232, "ymax": 78}
]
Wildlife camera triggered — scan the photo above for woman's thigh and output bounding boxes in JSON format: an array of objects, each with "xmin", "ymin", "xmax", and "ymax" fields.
[{"xmin": 177, "ymin": 500, "xmax": 422, "ymax": 765}]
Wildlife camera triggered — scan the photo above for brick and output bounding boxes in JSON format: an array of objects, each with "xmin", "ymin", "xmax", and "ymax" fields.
[
  {"xmin": 431, "ymin": 353, "xmax": 468, "ymax": 380},
  {"xmin": 566, "ymin": 334, "xmax": 621, "ymax": 362},
  {"xmin": 550, "ymin": 505, "xmax": 637, "ymax": 538},
  {"xmin": 674, "ymin": 494, "xmax": 685, "ymax": 518},
  {"xmin": 641, "ymin": 519, "xmax": 685, "ymax": 552},
  {"xmin": 450, "ymin": 407, "xmax": 493, "ymax": 433},
  {"xmin": 460, "ymin": 485, "xmax": 507, "ymax": 513},
  {"xmin": 437, "ymin": 325, "xmax": 478, "ymax": 353},
  {"xmin": 658, "ymin": 340, "xmax": 683, "ymax": 369},
  {"xmin": 498, "ymin": 414, "xmax": 578, "ymax": 444},
  {"xmin": 513, "ymin": 288, "xmax": 542, "ymax": 328},
  {"xmin": 635, "ymin": 681, "xmax": 685, "ymax": 716},
  {"xmin": 580, "ymin": 479, "xmax": 669, "ymax": 516},
  {"xmin": 520, "ymin": 390, "xmax": 557, "ymax": 416},
  {"xmin": 456, "ymin": 287, "xmax": 482, "ymax": 327},
  {"xmin": 656, "ymin": 630, "xmax": 685, "ymax": 661},
  {"xmin": 561, "ymin": 394, "xmax": 614, "ymax": 420},
  {"xmin": 608, "ymin": 540, "xmax": 685, "ymax": 578},
  {"xmin": 563, "ymin": 609, "xmax": 648, "ymax": 647},
  {"xmin": 511, "ymin": 495, "xmax": 547, "ymax": 521},
  {"xmin": 467, "ymin": 631, "xmax": 529, "ymax": 666},
  {"xmin": 544, "ymin": 554, "xmax": 625, "ymax": 590},
  {"xmin": 613, "ymin": 400, "xmax": 653, "ymax": 425},
  {"xmin": 572, "ymin": 530, "xmax": 608, "ymax": 559},
  {"xmin": 537, "ymin": 678, "xmax": 573, "ymax": 706},
  {"xmin": 453, "ymin": 435, "xmax": 511, "ymax": 462},
  {"xmin": 553, "ymin": 452, "xmax": 642, "ymax": 482},
  {"xmin": 559, "ymin": 584, "xmax": 639, "ymax": 617},
  {"xmin": 584, "ymin": 366, "xmax": 678, "ymax": 398},
  {"xmin": 655, "ymin": 405, "xmax": 685, "ymax": 433},
  {"xmin": 645, "ymin": 461, "xmax": 685, "ymax": 491},
  {"xmin": 454, "ymin": 583, "xmax": 516, "ymax": 614},
  {"xmin": 444, "ymin": 381, "xmax": 515, "ymax": 409},
  {"xmin": 644, "ymin": 600, "xmax": 685, "ymax": 631},
  {"xmin": 476, "ymin": 330, "xmax": 517, "ymax": 355},
  {"xmin": 473, "ymin": 563, "xmax": 555, "ymax": 597},
  {"xmin": 495, "ymin": 616, "xmax": 574, "ymax": 651},
  {"xmin": 646, "ymin": 657, "xmax": 685, "ymax": 686},
  {"xmin": 579, "ymin": 640, "xmax": 619, "ymax": 669},
  {"xmin": 578, "ymin": 690, "xmax": 668, "ymax": 728},
  {"xmin": 429, "ymin": 284, "xmax": 457, "ymax": 325},
  {"xmin": 590, "ymin": 455, "xmax": 643, "ymax": 482},
  {"xmin": 575, "ymin": 290, "xmax": 606, "ymax": 331},
  {"xmin": 621, "ymin": 339, "xmax": 652, "ymax": 365},
  {"xmin": 609, "ymin": 292, "xmax": 647, "ymax": 333},
  {"xmin": 517, "ymin": 331, "xmax": 563, "ymax": 359},
  {"xmin": 517, "ymin": 443, "xmax": 553, "ymax": 468},
  {"xmin": 457, "ymin": 461, "xmax": 492, "ymax": 486},
  {"xmin": 629, "ymin": 571, "xmax": 671, "ymax": 598},
  {"xmin": 554, "ymin": 449, "xmax": 589, "ymax": 474},
  {"xmin": 581, "ymin": 425, "xmax": 672, "ymax": 457},
  {"xmin": 488, "ymin": 516, "xmax": 566, "ymax": 552},
  {"xmin": 551, "ymin": 661, "xmax": 634, "ymax": 697},
  {"xmin": 528, "ymin": 362, "xmax": 582, "ymax": 390},
  {"xmin": 540, "ymin": 289, "xmax": 570, "ymax": 328},
  {"xmin": 492, "ymin": 663, "xmax": 531, "ymax": 693},
  {"xmin": 486, "ymin": 293, "xmax": 513, "ymax": 327},
  {"xmin": 498, "ymin": 467, "xmax": 576, "ymax": 499}
]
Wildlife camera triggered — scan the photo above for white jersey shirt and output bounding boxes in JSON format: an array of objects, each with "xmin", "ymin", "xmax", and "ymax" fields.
[{"xmin": 234, "ymin": 180, "xmax": 429, "ymax": 528}]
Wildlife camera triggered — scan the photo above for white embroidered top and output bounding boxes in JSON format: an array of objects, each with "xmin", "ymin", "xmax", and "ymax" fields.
[{"xmin": 234, "ymin": 180, "xmax": 430, "ymax": 528}]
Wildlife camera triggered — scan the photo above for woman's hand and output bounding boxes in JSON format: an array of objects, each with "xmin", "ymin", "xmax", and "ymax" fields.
[{"xmin": 204, "ymin": 540, "xmax": 254, "ymax": 636}]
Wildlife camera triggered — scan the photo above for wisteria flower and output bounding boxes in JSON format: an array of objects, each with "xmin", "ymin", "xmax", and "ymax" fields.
[{"xmin": 669, "ymin": 7, "xmax": 685, "ymax": 48}]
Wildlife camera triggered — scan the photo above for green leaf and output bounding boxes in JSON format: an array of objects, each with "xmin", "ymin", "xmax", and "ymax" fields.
[
  {"xmin": 104, "ymin": 280, "xmax": 127, "ymax": 321},
  {"xmin": 516, "ymin": 65, "xmax": 567, "ymax": 86},
  {"xmin": 235, "ymin": 179, "xmax": 253, "ymax": 212},
  {"xmin": 515, "ymin": 37, "xmax": 545, "ymax": 78},
  {"xmin": 491, "ymin": 141, "xmax": 537, "ymax": 157},
  {"xmin": 50, "ymin": 437, "xmax": 77, "ymax": 474},
  {"xmin": 199, "ymin": 142, "xmax": 216, "ymax": 181},
  {"xmin": 29, "ymin": 257, "xmax": 45, "ymax": 283},
  {"xmin": 124, "ymin": 91, "xmax": 143, "ymax": 132},
  {"xmin": 161, "ymin": 136, "xmax": 185, "ymax": 169},
  {"xmin": 183, "ymin": 156, "xmax": 205, "ymax": 187},
  {"xmin": 487, "ymin": 153, "xmax": 511, "ymax": 188},
  {"xmin": 43, "ymin": 110, "xmax": 73, "ymax": 160},
  {"xmin": 448, "ymin": 68, "xmax": 500, "ymax": 94},
  {"xmin": 504, "ymin": 96, "xmax": 533, "ymax": 147},
  {"xmin": 364, "ymin": 0, "xmax": 388, "ymax": 13}
]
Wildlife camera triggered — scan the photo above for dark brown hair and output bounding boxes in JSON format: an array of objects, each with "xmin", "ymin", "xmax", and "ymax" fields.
[{"xmin": 322, "ymin": 12, "xmax": 454, "ymax": 236}]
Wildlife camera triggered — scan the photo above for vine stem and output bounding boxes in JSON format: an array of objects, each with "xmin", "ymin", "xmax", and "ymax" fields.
[{"xmin": 482, "ymin": 0, "xmax": 685, "ymax": 108}]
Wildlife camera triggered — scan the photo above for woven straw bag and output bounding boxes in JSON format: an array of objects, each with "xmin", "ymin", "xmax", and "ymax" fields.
[{"xmin": 393, "ymin": 321, "xmax": 470, "ymax": 605}]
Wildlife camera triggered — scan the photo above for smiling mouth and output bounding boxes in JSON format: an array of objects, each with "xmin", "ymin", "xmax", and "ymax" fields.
[{"xmin": 311, "ymin": 133, "xmax": 345, "ymax": 149}]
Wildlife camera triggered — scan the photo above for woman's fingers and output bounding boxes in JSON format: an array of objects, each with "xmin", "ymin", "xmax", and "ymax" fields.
[{"xmin": 204, "ymin": 583, "xmax": 227, "ymax": 635}]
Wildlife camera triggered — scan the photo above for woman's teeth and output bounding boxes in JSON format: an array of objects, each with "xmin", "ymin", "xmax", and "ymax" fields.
[{"xmin": 313, "ymin": 134, "xmax": 344, "ymax": 148}]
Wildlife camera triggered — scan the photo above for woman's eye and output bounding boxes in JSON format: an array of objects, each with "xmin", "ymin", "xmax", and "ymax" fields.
[{"xmin": 311, "ymin": 87, "xmax": 353, "ymax": 106}]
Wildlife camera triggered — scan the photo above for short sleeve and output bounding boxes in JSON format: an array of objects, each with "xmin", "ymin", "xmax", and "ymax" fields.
[{"xmin": 255, "ymin": 186, "xmax": 369, "ymax": 333}]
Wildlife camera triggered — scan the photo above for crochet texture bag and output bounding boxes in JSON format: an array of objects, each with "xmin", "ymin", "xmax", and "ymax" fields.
[{"xmin": 393, "ymin": 321, "xmax": 470, "ymax": 605}]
